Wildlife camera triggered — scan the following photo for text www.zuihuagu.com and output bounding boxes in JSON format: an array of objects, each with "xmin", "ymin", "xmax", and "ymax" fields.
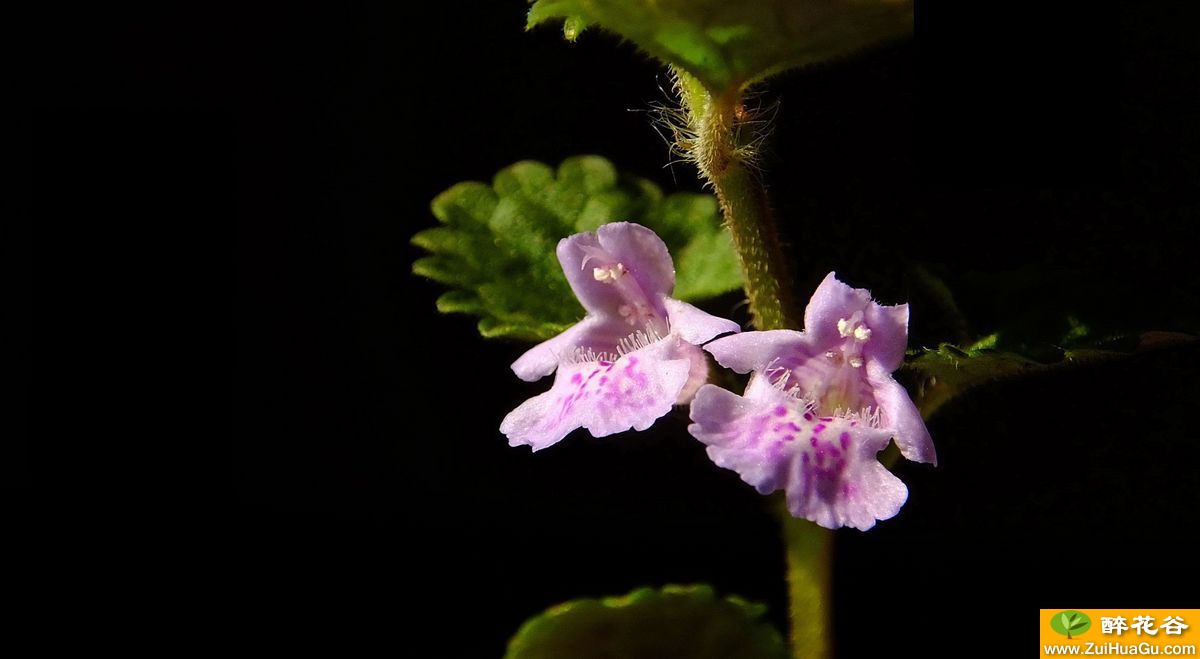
[{"xmin": 1044, "ymin": 642, "xmax": 1196, "ymax": 655}]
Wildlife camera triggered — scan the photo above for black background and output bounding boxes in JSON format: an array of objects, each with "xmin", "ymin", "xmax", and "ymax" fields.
[{"xmin": 35, "ymin": 0, "xmax": 1200, "ymax": 655}]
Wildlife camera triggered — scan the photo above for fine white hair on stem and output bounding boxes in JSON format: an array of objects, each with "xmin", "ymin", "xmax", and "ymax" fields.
[{"xmin": 647, "ymin": 72, "xmax": 780, "ymax": 183}]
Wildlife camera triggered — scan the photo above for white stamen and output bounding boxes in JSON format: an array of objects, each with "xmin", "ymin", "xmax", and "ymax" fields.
[
  {"xmin": 853, "ymin": 326, "xmax": 872, "ymax": 342},
  {"xmin": 591, "ymin": 262, "xmax": 627, "ymax": 283},
  {"xmin": 848, "ymin": 357, "xmax": 864, "ymax": 368},
  {"xmin": 837, "ymin": 318, "xmax": 852, "ymax": 338}
]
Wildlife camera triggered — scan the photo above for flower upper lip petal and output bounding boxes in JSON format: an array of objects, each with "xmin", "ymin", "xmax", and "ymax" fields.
[
  {"xmin": 804, "ymin": 272, "xmax": 909, "ymax": 372},
  {"xmin": 556, "ymin": 222, "xmax": 675, "ymax": 322}
]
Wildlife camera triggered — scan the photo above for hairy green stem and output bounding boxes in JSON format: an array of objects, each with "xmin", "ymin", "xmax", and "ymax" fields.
[
  {"xmin": 673, "ymin": 69, "xmax": 799, "ymax": 330},
  {"xmin": 673, "ymin": 67, "xmax": 829, "ymax": 659}
]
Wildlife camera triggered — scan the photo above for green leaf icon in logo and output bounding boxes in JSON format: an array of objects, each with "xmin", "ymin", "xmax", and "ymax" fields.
[{"xmin": 1050, "ymin": 610, "xmax": 1092, "ymax": 639}]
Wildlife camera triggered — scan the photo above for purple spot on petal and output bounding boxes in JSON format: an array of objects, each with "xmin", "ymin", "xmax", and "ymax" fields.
[
  {"xmin": 570, "ymin": 373, "xmax": 582, "ymax": 384},
  {"xmin": 599, "ymin": 376, "xmax": 608, "ymax": 385},
  {"xmin": 782, "ymin": 434, "xmax": 795, "ymax": 442},
  {"xmin": 819, "ymin": 417, "xmax": 833, "ymax": 423},
  {"xmin": 803, "ymin": 412, "xmax": 814, "ymax": 421},
  {"xmin": 839, "ymin": 431, "xmax": 850, "ymax": 449},
  {"xmin": 774, "ymin": 406, "xmax": 787, "ymax": 417},
  {"xmin": 809, "ymin": 436, "xmax": 818, "ymax": 447},
  {"xmin": 813, "ymin": 424, "xmax": 826, "ymax": 434}
]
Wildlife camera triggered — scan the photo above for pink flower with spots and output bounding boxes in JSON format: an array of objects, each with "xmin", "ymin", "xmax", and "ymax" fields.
[
  {"xmin": 703, "ymin": 272, "xmax": 936, "ymax": 465},
  {"xmin": 688, "ymin": 272, "xmax": 934, "ymax": 530},
  {"xmin": 501, "ymin": 222, "xmax": 739, "ymax": 451}
]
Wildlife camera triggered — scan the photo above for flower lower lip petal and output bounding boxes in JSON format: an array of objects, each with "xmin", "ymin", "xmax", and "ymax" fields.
[
  {"xmin": 503, "ymin": 337, "xmax": 693, "ymax": 450},
  {"xmin": 689, "ymin": 378, "xmax": 905, "ymax": 531}
]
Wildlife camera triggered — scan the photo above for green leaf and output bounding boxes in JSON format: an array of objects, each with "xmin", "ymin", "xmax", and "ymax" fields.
[
  {"xmin": 414, "ymin": 156, "xmax": 743, "ymax": 341},
  {"xmin": 528, "ymin": 0, "xmax": 913, "ymax": 94},
  {"xmin": 504, "ymin": 585, "xmax": 788, "ymax": 659},
  {"xmin": 1061, "ymin": 613, "xmax": 1071, "ymax": 631},
  {"xmin": 1069, "ymin": 613, "xmax": 1079, "ymax": 624},
  {"xmin": 1071, "ymin": 621, "xmax": 1089, "ymax": 631},
  {"xmin": 904, "ymin": 332, "xmax": 1196, "ymax": 419}
]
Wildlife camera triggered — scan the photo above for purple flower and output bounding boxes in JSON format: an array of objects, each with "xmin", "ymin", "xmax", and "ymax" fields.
[
  {"xmin": 689, "ymin": 376, "xmax": 907, "ymax": 530},
  {"xmin": 501, "ymin": 222, "xmax": 740, "ymax": 451},
  {"xmin": 703, "ymin": 272, "xmax": 936, "ymax": 465}
]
